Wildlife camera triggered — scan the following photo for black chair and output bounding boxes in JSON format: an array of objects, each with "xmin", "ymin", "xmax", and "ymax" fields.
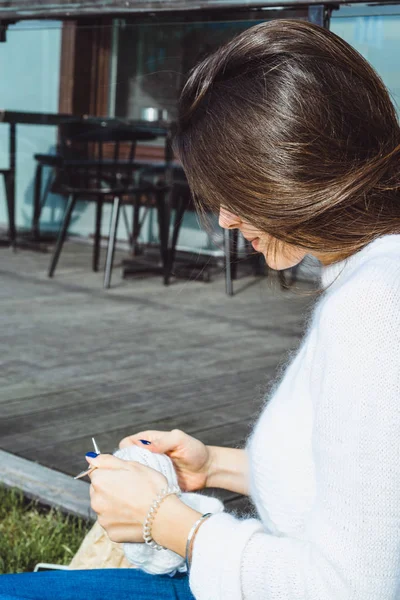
[
  {"xmin": 47, "ymin": 121, "xmax": 159, "ymax": 287},
  {"xmin": 134, "ymin": 165, "xmax": 255, "ymax": 293},
  {"xmin": 0, "ymin": 168, "xmax": 16, "ymax": 246},
  {"xmin": 32, "ymin": 154, "xmax": 63, "ymax": 241},
  {"xmin": 129, "ymin": 164, "xmax": 193, "ymax": 285},
  {"xmin": 135, "ymin": 165, "xmax": 262, "ymax": 293}
]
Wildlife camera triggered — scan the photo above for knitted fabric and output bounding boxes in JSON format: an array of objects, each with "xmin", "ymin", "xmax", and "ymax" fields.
[
  {"xmin": 189, "ymin": 233, "xmax": 400, "ymax": 600},
  {"xmin": 113, "ymin": 446, "xmax": 224, "ymax": 575}
]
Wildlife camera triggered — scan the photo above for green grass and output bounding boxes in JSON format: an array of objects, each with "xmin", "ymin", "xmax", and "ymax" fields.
[{"xmin": 0, "ymin": 485, "xmax": 92, "ymax": 574}]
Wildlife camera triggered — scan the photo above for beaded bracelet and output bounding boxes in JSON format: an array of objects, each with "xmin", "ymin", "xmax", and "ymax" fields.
[{"xmin": 142, "ymin": 485, "xmax": 181, "ymax": 550}]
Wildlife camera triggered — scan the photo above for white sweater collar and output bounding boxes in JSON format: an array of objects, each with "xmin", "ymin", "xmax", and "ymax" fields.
[{"xmin": 320, "ymin": 233, "xmax": 400, "ymax": 290}]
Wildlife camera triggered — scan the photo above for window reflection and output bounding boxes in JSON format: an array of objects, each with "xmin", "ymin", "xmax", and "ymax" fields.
[{"xmin": 113, "ymin": 19, "xmax": 266, "ymax": 121}]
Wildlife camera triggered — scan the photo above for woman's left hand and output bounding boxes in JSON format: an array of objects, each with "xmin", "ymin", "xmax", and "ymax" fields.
[{"xmin": 87, "ymin": 454, "xmax": 168, "ymax": 543}]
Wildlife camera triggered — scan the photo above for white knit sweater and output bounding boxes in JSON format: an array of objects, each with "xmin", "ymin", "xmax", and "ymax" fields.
[{"xmin": 189, "ymin": 233, "xmax": 400, "ymax": 600}]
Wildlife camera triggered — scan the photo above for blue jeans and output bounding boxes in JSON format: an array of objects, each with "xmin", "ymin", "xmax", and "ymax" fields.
[{"xmin": 0, "ymin": 569, "xmax": 195, "ymax": 600}]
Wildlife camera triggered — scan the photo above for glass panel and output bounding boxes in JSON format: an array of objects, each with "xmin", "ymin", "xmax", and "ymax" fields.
[
  {"xmin": 113, "ymin": 18, "xmax": 268, "ymax": 122},
  {"xmin": 0, "ymin": 20, "xmax": 62, "ymax": 232},
  {"xmin": 331, "ymin": 7, "xmax": 400, "ymax": 116}
]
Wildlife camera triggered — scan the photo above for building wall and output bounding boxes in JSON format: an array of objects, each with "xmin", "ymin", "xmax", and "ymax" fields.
[{"xmin": 0, "ymin": 21, "xmax": 62, "ymax": 232}]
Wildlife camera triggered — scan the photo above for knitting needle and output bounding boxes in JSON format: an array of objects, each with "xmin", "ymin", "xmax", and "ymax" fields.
[
  {"xmin": 73, "ymin": 437, "xmax": 101, "ymax": 480},
  {"xmin": 92, "ymin": 437, "xmax": 101, "ymax": 455}
]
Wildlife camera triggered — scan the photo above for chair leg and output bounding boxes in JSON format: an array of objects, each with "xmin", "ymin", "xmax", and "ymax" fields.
[
  {"xmin": 48, "ymin": 194, "xmax": 76, "ymax": 278},
  {"xmin": 155, "ymin": 190, "xmax": 170, "ymax": 286},
  {"xmin": 169, "ymin": 195, "xmax": 186, "ymax": 278},
  {"xmin": 231, "ymin": 229, "xmax": 239, "ymax": 280},
  {"xmin": 36, "ymin": 170, "xmax": 56, "ymax": 236},
  {"xmin": 129, "ymin": 200, "xmax": 149, "ymax": 256},
  {"xmin": 32, "ymin": 163, "xmax": 43, "ymax": 241},
  {"xmin": 224, "ymin": 228, "xmax": 233, "ymax": 296},
  {"xmin": 41, "ymin": 170, "xmax": 55, "ymax": 210},
  {"xmin": 104, "ymin": 196, "xmax": 121, "ymax": 289},
  {"xmin": 132, "ymin": 196, "xmax": 141, "ymax": 256},
  {"xmin": 3, "ymin": 172, "xmax": 16, "ymax": 247},
  {"xmin": 121, "ymin": 205, "xmax": 132, "ymax": 247},
  {"xmin": 93, "ymin": 199, "xmax": 103, "ymax": 272}
]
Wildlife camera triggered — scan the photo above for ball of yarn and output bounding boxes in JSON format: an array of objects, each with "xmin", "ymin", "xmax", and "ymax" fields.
[
  {"xmin": 113, "ymin": 445, "xmax": 224, "ymax": 575},
  {"xmin": 115, "ymin": 445, "xmax": 179, "ymax": 486}
]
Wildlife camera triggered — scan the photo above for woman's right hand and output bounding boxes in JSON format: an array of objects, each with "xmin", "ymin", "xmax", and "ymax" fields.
[{"xmin": 119, "ymin": 429, "xmax": 212, "ymax": 492}]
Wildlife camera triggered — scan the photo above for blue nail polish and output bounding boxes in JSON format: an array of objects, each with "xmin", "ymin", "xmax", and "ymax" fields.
[
  {"xmin": 86, "ymin": 451, "xmax": 99, "ymax": 458},
  {"xmin": 140, "ymin": 439, "xmax": 151, "ymax": 445}
]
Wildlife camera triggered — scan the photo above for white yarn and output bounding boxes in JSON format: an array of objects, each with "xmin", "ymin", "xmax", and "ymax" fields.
[{"xmin": 113, "ymin": 445, "xmax": 224, "ymax": 575}]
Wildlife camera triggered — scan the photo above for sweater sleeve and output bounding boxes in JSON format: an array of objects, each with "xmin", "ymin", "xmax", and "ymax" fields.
[{"xmin": 189, "ymin": 265, "xmax": 400, "ymax": 600}]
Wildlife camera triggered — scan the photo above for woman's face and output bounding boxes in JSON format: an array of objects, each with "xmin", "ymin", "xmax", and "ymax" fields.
[{"xmin": 219, "ymin": 207, "xmax": 309, "ymax": 270}]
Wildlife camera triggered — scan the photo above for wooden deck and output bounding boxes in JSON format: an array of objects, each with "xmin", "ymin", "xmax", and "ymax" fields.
[{"xmin": 0, "ymin": 240, "xmax": 319, "ymax": 515}]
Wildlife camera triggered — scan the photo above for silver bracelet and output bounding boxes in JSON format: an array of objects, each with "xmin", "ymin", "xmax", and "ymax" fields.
[
  {"xmin": 142, "ymin": 485, "xmax": 181, "ymax": 551},
  {"xmin": 185, "ymin": 512, "xmax": 212, "ymax": 574}
]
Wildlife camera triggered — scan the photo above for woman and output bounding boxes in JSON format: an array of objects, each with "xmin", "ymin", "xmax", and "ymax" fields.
[{"xmin": 2, "ymin": 18, "xmax": 400, "ymax": 600}]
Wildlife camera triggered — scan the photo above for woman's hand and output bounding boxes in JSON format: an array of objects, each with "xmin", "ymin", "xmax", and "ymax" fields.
[
  {"xmin": 119, "ymin": 429, "xmax": 212, "ymax": 492},
  {"xmin": 120, "ymin": 430, "xmax": 250, "ymax": 495},
  {"xmin": 87, "ymin": 453, "xmax": 168, "ymax": 543}
]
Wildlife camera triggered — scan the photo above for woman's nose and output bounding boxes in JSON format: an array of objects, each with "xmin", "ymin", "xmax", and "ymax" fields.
[{"xmin": 219, "ymin": 208, "xmax": 241, "ymax": 230}]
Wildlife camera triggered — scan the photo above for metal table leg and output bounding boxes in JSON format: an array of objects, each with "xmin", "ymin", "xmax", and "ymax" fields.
[
  {"xmin": 8, "ymin": 122, "xmax": 16, "ymax": 246},
  {"xmin": 224, "ymin": 228, "xmax": 233, "ymax": 296}
]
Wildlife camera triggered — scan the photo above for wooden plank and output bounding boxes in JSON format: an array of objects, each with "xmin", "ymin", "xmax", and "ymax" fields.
[
  {"xmin": 0, "ymin": 367, "xmax": 266, "ymax": 451},
  {"xmin": 0, "ymin": 350, "xmax": 279, "ymax": 413},
  {"xmin": 225, "ymin": 494, "xmax": 257, "ymax": 516},
  {"xmin": 0, "ymin": 241, "xmax": 315, "ymax": 506},
  {"xmin": 0, "ymin": 449, "xmax": 95, "ymax": 521}
]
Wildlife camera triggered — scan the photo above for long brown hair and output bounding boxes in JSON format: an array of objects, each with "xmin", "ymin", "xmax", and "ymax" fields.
[{"xmin": 173, "ymin": 19, "xmax": 400, "ymax": 295}]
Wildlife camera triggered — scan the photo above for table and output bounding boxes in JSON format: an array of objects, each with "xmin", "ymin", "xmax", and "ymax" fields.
[
  {"xmin": 0, "ymin": 110, "xmax": 173, "ymax": 248},
  {"xmin": 0, "ymin": 110, "xmax": 239, "ymax": 292}
]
